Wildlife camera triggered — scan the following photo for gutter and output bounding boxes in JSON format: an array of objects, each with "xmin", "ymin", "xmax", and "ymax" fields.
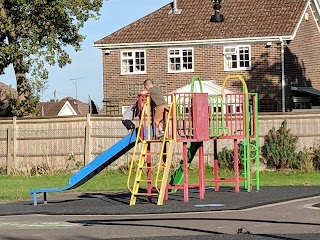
[
  {"xmin": 93, "ymin": 36, "xmax": 292, "ymax": 49},
  {"xmin": 280, "ymin": 39, "xmax": 286, "ymax": 112}
]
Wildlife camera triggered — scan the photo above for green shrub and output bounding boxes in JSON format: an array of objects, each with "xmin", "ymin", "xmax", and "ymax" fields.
[
  {"xmin": 217, "ymin": 141, "xmax": 252, "ymax": 171},
  {"xmin": 313, "ymin": 144, "xmax": 320, "ymax": 171},
  {"xmin": 217, "ymin": 147, "xmax": 234, "ymax": 170},
  {"xmin": 263, "ymin": 120, "xmax": 298, "ymax": 169},
  {"xmin": 298, "ymin": 147, "xmax": 314, "ymax": 172}
]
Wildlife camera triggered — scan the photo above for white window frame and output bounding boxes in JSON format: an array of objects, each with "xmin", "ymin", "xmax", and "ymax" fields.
[
  {"xmin": 223, "ymin": 45, "xmax": 251, "ymax": 71},
  {"xmin": 167, "ymin": 48, "xmax": 194, "ymax": 73},
  {"xmin": 121, "ymin": 49, "xmax": 146, "ymax": 75}
]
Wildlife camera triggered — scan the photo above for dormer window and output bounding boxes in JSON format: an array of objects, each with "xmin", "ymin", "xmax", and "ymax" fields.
[
  {"xmin": 121, "ymin": 50, "xmax": 146, "ymax": 74},
  {"xmin": 223, "ymin": 45, "xmax": 251, "ymax": 71},
  {"xmin": 168, "ymin": 48, "xmax": 194, "ymax": 73}
]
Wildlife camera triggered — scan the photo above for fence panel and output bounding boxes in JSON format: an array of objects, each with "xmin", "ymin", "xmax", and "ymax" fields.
[{"xmin": 0, "ymin": 112, "xmax": 319, "ymax": 174}]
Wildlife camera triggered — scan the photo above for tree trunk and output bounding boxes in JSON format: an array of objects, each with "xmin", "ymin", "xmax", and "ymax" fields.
[
  {"xmin": 13, "ymin": 57, "xmax": 29, "ymax": 103},
  {"xmin": 0, "ymin": 1, "xmax": 29, "ymax": 103}
]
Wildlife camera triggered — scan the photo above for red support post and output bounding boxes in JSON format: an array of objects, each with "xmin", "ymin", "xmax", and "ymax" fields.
[
  {"xmin": 198, "ymin": 142, "xmax": 205, "ymax": 199},
  {"xmin": 183, "ymin": 142, "xmax": 189, "ymax": 202}
]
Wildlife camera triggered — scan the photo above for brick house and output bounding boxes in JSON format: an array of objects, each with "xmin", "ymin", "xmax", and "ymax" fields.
[
  {"xmin": 94, "ymin": 0, "xmax": 320, "ymax": 114},
  {"xmin": 40, "ymin": 97, "xmax": 97, "ymax": 117},
  {"xmin": 0, "ymin": 82, "xmax": 17, "ymax": 100}
]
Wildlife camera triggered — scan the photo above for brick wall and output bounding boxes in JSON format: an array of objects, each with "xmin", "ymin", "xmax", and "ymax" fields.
[
  {"xmin": 102, "ymin": 43, "xmax": 285, "ymax": 114},
  {"xmin": 285, "ymin": 6, "xmax": 320, "ymax": 109},
  {"xmin": 102, "ymin": 7, "xmax": 320, "ymax": 115}
]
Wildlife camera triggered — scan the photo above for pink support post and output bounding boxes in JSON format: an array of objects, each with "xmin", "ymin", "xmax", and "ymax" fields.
[
  {"xmin": 164, "ymin": 185, "xmax": 169, "ymax": 200},
  {"xmin": 198, "ymin": 142, "xmax": 205, "ymax": 199},
  {"xmin": 234, "ymin": 139, "xmax": 240, "ymax": 193},
  {"xmin": 183, "ymin": 142, "xmax": 189, "ymax": 202},
  {"xmin": 213, "ymin": 139, "xmax": 219, "ymax": 191}
]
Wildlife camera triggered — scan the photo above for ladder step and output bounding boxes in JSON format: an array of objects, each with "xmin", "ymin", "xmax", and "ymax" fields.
[
  {"xmin": 136, "ymin": 179, "xmax": 152, "ymax": 182},
  {"xmin": 148, "ymin": 140, "xmax": 171, "ymax": 142},
  {"xmin": 133, "ymin": 193, "xmax": 158, "ymax": 196},
  {"xmin": 142, "ymin": 152, "xmax": 168, "ymax": 156}
]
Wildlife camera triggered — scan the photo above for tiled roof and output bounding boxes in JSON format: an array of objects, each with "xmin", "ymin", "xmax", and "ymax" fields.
[
  {"xmin": 95, "ymin": 0, "xmax": 307, "ymax": 45},
  {"xmin": 0, "ymin": 82, "xmax": 17, "ymax": 97},
  {"xmin": 41, "ymin": 97, "xmax": 90, "ymax": 117}
]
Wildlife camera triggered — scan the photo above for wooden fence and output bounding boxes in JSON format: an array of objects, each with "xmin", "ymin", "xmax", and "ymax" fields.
[{"xmin": 0, "ymin": 112, "xmax": 320, "ymax": 174}]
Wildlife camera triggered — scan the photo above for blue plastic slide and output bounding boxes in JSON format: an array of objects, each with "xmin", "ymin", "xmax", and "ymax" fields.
[{"xmin": 29, "ymin": 130, "xmax": 137, "ymax": 205}]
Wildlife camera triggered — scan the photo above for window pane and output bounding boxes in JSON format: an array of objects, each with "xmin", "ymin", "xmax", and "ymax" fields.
[
  {"xmin": 225, "ymin": 55, "xmax": 232, "ymax": 69},
  {"xmin": 122, "ymin": 60, "xmax": 129, "ymax": 73},
  {"xmin": 128, "ymin": 59, "xmax": 133, "ymax": 72},
  {"xmin": 232, "ymin": 61, "xmax": 237, "ymax": 68},
  {"xmin": 232, "ymin": 55, "xmax": 237, "ymax": 68}
]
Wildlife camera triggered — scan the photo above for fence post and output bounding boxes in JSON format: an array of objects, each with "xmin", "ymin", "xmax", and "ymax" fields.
[
  {"xmin": 84, "ymin": 114, "xmax": 92, "ymax": 165},
  {"xmin": 12, "ymin": 117, "xmax": 17, "ymax": 171},
  {"xmin": 6, "ymin": 126, "xmax": 12, "ymax": 175}
]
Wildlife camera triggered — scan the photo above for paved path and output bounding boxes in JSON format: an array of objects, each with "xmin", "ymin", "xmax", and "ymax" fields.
[{"xmin": 0, "ymin": 187, "xmax": 319, "ymax": 239}]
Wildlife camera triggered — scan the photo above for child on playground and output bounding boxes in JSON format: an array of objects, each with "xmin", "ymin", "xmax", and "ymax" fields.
[
  {"xmin": 122, "ymin": 101, "xmax": 139, "ymax": 132},
  {"xmin": 140, "ymin": 79, "xmax": 168, "ymax": 138}
]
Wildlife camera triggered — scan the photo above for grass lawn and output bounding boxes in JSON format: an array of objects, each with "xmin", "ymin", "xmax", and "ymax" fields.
[{"xmin": 0, "ymin": 169, "xmax": 319, "ymax": 202}]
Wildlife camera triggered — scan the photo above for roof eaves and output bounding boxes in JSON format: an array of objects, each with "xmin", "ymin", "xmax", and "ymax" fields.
[
  {"xmin": 291, "ymin": 0, "xmax": 314, "ymax": 39},
  {"xmin": 93, "ymin": 36, "xmax": 293, "ymax": 50},
  {"xmin": 309, "ymin": 0, "xmax": 320, "ymax": 33}
]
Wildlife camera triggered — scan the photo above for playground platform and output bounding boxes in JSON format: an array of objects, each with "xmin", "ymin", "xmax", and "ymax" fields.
[
  {"xmin": 1, "ymin": 186, "xmax": 320, "ymax": 216},
  {"xmin": 0, "ymin": 186, "xmax": 320, "ymax": 240}
]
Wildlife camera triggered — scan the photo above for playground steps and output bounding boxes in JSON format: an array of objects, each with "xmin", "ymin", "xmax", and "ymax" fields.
[{"xmin": 129, "ymin": 139, "xmax": 175, "ymax": 206}]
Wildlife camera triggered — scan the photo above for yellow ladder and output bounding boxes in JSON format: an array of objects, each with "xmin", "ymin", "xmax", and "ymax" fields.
[
  {"xmin": 129, "ymin": 139, "xmax": 176, "ymax": 206},
  {"xmin": 129, "ymin": 141, "xmax": 154, "ymax": 206},
  {"xmin": 128, "ymin": 97, "xmax": 176, "ymax": 206},
  {"xmin": 156, "ymin": 139, "xmax": 175, "ymax": 205}
]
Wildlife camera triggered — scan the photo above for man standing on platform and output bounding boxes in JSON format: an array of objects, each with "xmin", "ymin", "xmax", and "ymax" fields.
[{"xmin": 141, "ymin": 79, "xmax": 168, "ymax": 138}]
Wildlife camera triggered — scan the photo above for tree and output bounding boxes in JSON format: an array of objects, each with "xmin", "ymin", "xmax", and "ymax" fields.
[{"xmin": 0, "ymin": 0, "xmax": 103, "ymax": 116}]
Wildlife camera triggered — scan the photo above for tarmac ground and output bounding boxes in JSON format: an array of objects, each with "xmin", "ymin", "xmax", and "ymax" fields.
[{"xmin": 0, "ymin": 186, "xmax": 319, "ymax": 240}]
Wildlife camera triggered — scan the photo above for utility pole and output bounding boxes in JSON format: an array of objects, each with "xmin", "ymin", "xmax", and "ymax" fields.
[{"xmin": 69, "ymin": 78, "xmax": 81, "ymax": 100}]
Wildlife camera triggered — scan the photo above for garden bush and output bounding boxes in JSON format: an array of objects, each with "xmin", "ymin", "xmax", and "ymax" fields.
[{"xmin": 263, "ymin": 120, "xmax": 299, "ymax": 169}]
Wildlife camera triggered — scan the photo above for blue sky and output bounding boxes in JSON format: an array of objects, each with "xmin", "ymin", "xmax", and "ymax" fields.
[{"xmin": 0, "ymin": 0, "xmax": 172, "ymax": 108}]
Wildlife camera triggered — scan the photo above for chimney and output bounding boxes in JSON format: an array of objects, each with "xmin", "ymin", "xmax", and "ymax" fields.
[
  {"xmin": 169, "ymin": 0, "xmax": 182, "ymax": 15},
  {"xmin": 210, "ymin": 0, "xmax": 224, "ymax": 22}
]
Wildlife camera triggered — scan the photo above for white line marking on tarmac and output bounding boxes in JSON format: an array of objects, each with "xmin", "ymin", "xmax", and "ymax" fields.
[
  {"xmin": 304, "ymin": 203, "xmax": 320, "ymax": 210},
  {"xmin": 88, "ymin": 195, "xmax": 320, "ymax": 217},
  {"xmin": 0, "ymin": 221, "xmax": 80, "ymax": 229}
]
